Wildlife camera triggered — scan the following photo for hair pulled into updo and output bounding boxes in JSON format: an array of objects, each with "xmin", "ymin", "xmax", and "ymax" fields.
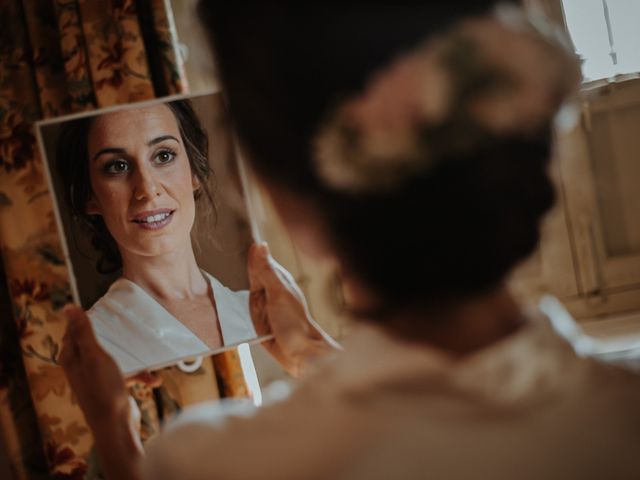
[
  {"xmin": 202, "ymin": 1, "xmax": 580, "ymax": 313},
  {"xmin": 308, "ymin": 6, "xmax": 580, "ymax": 311},
  {"xmin": 55, "ymin": 99, "xmax": 214, "ymax": 274}
]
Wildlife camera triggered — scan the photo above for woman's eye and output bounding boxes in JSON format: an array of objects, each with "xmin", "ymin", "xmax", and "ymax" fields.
[
  {"xmin": 154, "ymin": 150, "xmax": 176, "ymax": 165},
  {"xmin": 104, "ymin": 159, "xmax": 129, "ymax": 174}
]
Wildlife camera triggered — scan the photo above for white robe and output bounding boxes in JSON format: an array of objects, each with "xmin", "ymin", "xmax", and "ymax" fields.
[
  {"xmin": 88, "ymin": 271, "xmax": 257, "ymax": 375},
  {"xmin": 142, "ymin": 306, "xmax": 640, "ymax": 480}
]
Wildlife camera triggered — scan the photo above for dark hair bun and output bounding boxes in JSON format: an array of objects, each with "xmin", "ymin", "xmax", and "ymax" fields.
[
  {"xmin": 203, "ymin": 2, "xmax": 564, "ymax": 311},
  {"xmin": 324, "ymin": 133, "xmax": 554, "ymax": 309}
]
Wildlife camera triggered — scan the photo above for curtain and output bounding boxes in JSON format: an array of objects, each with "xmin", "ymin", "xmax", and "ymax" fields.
[{"xmin": 0, "ymin": 0, "xmax": 250, "ymax": 478}]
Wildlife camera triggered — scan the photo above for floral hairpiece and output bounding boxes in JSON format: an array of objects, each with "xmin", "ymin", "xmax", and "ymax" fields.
[{"xmin": 313, "ymin": 5, "xmax": 581, "ymax": 194}]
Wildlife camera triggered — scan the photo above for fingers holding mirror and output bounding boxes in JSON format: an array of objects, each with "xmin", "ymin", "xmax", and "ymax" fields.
[
  {"xmin": 247, "ymin": 242, "xmax": 341, "ymax": 377},
  {"xmin": 59, "ymin": 304, "xmax": 130, "ymax": 427}
]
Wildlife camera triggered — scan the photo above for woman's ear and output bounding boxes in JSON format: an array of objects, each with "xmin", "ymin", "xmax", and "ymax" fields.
[
  {"xmin": 85, "ymin": 195, "xmax": 102, "ymax": 216},
  {"xmin": 192, "ymin": 174, "xmax": 201, "ymax": 192}
]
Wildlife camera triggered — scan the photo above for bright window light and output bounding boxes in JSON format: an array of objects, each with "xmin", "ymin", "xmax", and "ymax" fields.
[{"xmin": 562, "ymin": 0, "xmax": 640, "ymax": 81}]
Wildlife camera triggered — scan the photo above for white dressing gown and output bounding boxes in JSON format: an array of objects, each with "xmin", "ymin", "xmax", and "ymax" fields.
[
  {"xmin": 88, "ymin": 271, "xmax": 257, "ymax": 375},
  {"xmin": 142, "ymin": 307, "xmax": 640, "ymax": 480}
]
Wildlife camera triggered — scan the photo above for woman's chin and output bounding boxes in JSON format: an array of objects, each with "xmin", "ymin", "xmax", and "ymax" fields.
[
  {"xmin": 119, "ymin": 234, "xmax": 190, "ymax": 260},
  {"xmin": 130, "ymin": 243, "xmax": 183, "ymax": 259}
]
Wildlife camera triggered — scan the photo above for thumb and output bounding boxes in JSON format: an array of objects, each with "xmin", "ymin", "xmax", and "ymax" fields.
[
  {"xmin": 249, "ymin": 242, "xmax": 303, "ymax": 299},
  {"xmin": 248, "ymin": 242, "xmax": 271, "ymax": 290}
]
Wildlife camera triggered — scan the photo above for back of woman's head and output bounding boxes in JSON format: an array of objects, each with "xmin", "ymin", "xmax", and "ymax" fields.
[{"xmin": 200, "ymin": 1, "xmax": 579, "ymax": 312}]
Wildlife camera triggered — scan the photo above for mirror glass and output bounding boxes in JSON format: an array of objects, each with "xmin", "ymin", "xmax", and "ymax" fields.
[{"xmin": 37, "ymin": 92, "xmax": 265, "ymax": 376}]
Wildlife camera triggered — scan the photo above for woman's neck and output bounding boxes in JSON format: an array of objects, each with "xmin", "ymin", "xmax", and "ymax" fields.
[
  {"xmin": 397, "ymin": 287, "xmax": 526, "ymax": 355},
  {"xmin": 120, "ymin": 244, "xmax": 208, "ymax": 301},
  {"xmin": 344, "ymin": 277, "xmax": 525, "ymax": 355}
]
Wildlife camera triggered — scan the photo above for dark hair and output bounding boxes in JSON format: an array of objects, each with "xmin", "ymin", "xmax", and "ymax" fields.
[
  {"xmin": 200, "ymin": 2, "xmax": 554, "ymax": 312},
  {"xmin": 55, "ymin": 99, "xmax": 214, "ymax": 274}
]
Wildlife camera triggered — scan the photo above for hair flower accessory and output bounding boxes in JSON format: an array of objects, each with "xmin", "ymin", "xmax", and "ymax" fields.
[{"xmin": 313, "ymin": 5, "xmax": 581, "ymax": 194}]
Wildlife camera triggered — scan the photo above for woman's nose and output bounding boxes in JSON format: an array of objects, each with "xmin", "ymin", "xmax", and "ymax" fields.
[{"xmin": 132, "ymin": 166, "xmax": 160, "ymax": 201}]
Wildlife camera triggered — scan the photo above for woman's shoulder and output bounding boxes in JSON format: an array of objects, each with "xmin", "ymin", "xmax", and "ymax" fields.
[
  {"xmin": 85, "ymin": 278, "xmax": 159, "ymax": 375},
  {"xmin": 87, "ymin": 278, "xmax": 142, "ymax": 321}
]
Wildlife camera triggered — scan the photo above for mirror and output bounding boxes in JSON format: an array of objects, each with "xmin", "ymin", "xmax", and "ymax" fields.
[{"xmin": 37, "ymin": 92, "xmax": 267, "ymax": 377}]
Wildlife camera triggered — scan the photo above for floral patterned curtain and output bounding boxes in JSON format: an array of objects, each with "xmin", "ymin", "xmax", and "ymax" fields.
[{"xmin": 0, "ymin": 0, "xmax": 249, "ymax": 478}]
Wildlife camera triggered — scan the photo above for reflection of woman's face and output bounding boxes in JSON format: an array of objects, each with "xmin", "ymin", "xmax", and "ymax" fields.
[{"xmin": 86, "ymin": 104, "xmax": 198, "ymax": 259}]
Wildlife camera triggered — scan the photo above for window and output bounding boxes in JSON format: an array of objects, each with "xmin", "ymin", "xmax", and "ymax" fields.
[{"xmin": 562, "ymin": 0, "xmax": 640, "ymax": 81}]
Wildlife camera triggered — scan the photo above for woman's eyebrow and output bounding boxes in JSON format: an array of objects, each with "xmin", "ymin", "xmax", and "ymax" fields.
[
  {"xmin": 92, "ymin": 135, "xmax": 180, "ymax": 162},
  {"xmin": 93, "ymin": 147, "xmax": 125, "ymax": 162},
  {"xmin": 148, "ymin": 135, "xmax": 179, "ymax": 146}
]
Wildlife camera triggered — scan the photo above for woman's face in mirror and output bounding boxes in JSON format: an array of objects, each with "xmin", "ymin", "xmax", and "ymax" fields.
[{"xmin": 86, "ymin": 104, "xmax": 198, "ymax": 259}]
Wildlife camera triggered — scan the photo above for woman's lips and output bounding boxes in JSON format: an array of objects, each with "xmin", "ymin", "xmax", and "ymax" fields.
[{"xmin": 131, "ymin": 209, "xmax": 175, "ymax": 231}]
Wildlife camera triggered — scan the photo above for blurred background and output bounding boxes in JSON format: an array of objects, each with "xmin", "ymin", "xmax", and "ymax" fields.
[{"xmin": 3, "ymin": 0, "xmax": 640, "ymax": 478}]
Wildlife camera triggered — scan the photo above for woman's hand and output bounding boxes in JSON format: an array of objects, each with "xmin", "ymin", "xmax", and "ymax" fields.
[
  {"xmin": 59, "ymin": 305, "xmax": 130, "ymax": 427},
  {"xmin": 59, "ymin": 305, "xmax": 143, "ymax": 480},
  {"xmin": 248, "ymin": 243, "xmax": 341, "ymax": 377}
]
